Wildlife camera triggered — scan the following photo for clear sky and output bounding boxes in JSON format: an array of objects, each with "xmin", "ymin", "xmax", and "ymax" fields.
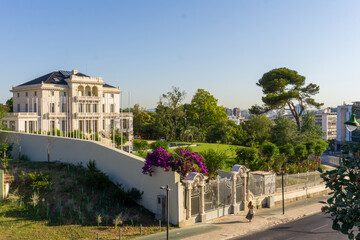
[{"xmin": 1, "ymin": 0, "xmax": 360, "ymax": 110}]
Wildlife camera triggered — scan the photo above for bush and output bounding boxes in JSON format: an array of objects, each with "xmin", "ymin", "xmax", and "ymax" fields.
[
  {"xmin": 150, "ymin": 141, "xmax": 169, "ymax": 151},
  {"xmin": 200, "ymin": 149, "xmax": 226, "ymax": 179},
  {"xmin": 142, "ymin": 147, "xmax": 208, "ymax": 178},
  {"xmin": 235, "ymin": 146, "xmax": 259, "ymax": 169},
  {"xmin": 133, "ymin": 139, "xmax": 149, "ymax": 157}
]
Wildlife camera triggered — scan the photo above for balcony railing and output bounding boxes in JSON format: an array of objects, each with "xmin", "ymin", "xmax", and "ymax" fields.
[
  {"xmin": 75, "ymin": 96, "xmax": 101, "ymax": 102},
  {"xmin": 6, "ymin": 112, "xmax": 38, "ymax": 118}
]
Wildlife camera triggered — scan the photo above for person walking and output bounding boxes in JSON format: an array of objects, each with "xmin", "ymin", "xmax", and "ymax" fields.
[{"xmin": 246, "ymin": 201, "xmax": 255, "ymax": 222}]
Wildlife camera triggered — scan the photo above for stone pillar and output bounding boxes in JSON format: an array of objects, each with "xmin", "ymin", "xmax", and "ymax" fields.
[
  {"xmin": 231, "ymin": 172, "xmax": 238, "ymax": 214},
  {"xmin": 199, "ymin": 181, "xmax": 206, "ymax": 222},
  {"xmin": 186, "ymin": 184, "xmax": 192, "ymax": 220},
  {"xmin": 244, "ymin": 173, "xmax": 248, "ymax": 210}
]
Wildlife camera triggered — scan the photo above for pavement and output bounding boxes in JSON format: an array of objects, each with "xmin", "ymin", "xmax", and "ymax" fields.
[{"xmin": 136, "ymin": 195, "xmax": 329, "ymax": 240}]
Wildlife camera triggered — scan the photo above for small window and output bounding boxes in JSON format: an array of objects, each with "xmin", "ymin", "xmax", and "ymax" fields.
[
  {"xmin": 102, "ymin": 104, "xmax": 105, "ymax": 113},
  {"xmin": 25, "ymin": 103, "xmax": 28, "ymax": 112},
  {"xmin": 34, "ymin": 91, "xmax": 37, "ymax": 96},
  {"xmin": 86, "ymin": 104, "xmax": 91, "ymax": 113},
  {"xmin": 17, "ymin": 104, "xmax": 20, "ymax": 112},
  {"xmin": 50, "ymin": 91, "xmax": 55, "ymax": 96},
  {"xmin": 25, "ymin": 92, "xmax": 28, "ymax": 97},
  {"xmin": 93, "ymin": 104, "xmax": 97, "ymax": 113},
  {"xmin": 61, "ymin": 103, "xmax": 66, "ymax": 112},
  {"xmin": 34, "ymin": 103, "xmax": 37, "ymax": 112},
  {"xmin": 78, "ymin": 104, "xmax": 83, "ymax": 113},
  {"xmin": 17, "ymin": 93, "xmax": 20, "ymax": 98},
  {"xmin": 111, "ymin": 94, "xmax": 114, "ymax": 98},
  {"xmin": 110, "ymin": 104, "xmax": 114, "ymax": 113},
  {"xmin": 63, "ymin": 92, "xmax": 67, "ymax": 97},
  {"xmin": 50, "ymin": 103, "xmax": 55, "ymax": 113}
]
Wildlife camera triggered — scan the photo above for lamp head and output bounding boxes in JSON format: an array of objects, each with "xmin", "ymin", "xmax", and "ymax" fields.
[{"xmin": 345, "ymin": 114, "xmax": 360, "ymax": 132}]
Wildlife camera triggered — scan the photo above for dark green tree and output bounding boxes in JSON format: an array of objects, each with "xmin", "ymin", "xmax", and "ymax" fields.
[
  {"xmin": 250, "ymin": 68, "xmax": 323, "ymax": 132},
  {"xmin": 271, "ymin": 114, "xmax": 299, "ymax": 146},
  {"xmin": 235, "ymin": 146, "xmax": 259, "ymax": 170},
  {"xmin": 6, "ymin": 97, "xmax": 13, "ymax": 112},
  {"xmin": 187, "ymin": 89, "xmax": 227, "ymax": 139},
  {"xmin": 260, "ymin": 141, "xmax": 279, "ymax": 170},
  {"xmin": 301, "ymin": 112, "xmax": 323, "ymax": 141},
  {"xmin": 243, "ymin": 115, "xmax": 273, "ymax": 147}
]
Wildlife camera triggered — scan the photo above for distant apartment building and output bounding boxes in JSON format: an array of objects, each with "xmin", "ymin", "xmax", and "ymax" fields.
[
  {"xmin": 336, "ymin": 104, "xmax": 357, "ymax": 145},
  {"xmin": 225, "ymin": 107, "xmax": 233, "ymax": 116},
  {"xmin": 3, "ymin": 70, "xmax": 133, "ymax": 142},
  {"xmin": 315, "ymin": 112, "xmax": 337, "ymax": 140},
  {"xmin": 233, "ymin": 107, "xmax": 241, "ymax": 118}
]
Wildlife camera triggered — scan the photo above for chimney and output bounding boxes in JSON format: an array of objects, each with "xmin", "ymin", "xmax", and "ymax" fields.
[{"xmin": 72, "ymin": 69, "xmax": 78, "ymax": 75}]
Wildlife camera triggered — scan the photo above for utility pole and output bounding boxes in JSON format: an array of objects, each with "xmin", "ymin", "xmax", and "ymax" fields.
[
  {"xmin": 282, "ymin": 171, "xmax": 285, "ymax": 215},
  {"xmin": 160, "ymin": 185, "xmax": 172, "ymax": 240}
]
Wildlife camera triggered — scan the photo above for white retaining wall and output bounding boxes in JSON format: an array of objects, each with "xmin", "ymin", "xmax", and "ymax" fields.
[{"xmin": 0, "ymin": 131, "xmax": 184, "ymax": 225}]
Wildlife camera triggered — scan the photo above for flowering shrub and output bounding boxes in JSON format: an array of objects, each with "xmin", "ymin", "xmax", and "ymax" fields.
[{"xmin": 142, "ymin": 147, "xmax": 208, "ymax": 178}]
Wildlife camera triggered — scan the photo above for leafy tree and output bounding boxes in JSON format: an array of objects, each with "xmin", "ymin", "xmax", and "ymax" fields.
[
  {"xmin": 271, "ymin": 114, "xmax": 299, "ymax": 146},
  {"xmin": 6, "ymin": 97, "xmax": 13, "ymax": 112},
  {"xmin": 250, "ymin": 68, "xmax": 323, "ymax": 132},
  {"xmin": 313, "ymin": 139, "xmax": 328, "ymax": 169},
  {"xmin": 201, "ymin": 149, "xmax": 227, "ymax": 179},
  {"xmin": 181, "ymin": 126, "xmax": 200, "ymax": 142},
  {"xmin": 301, "ymin": 111, "xmax": 323, "ymax": 141},
  {"xmin": 319, "ymin": 158, "xmax": 360, "ymax": 240},
  {"xmin": 131, "ymin": 104, "xmax": 154, "ymax": 136},
  {"xmin": 235, "ymin": 146, "xmax": 259, "ymax": 170},
  {"xmin": 294, "ymin": 144, "xmax": 307, "ymax": 172},
  {"xmin": 243, "ymin": 115, "xmax": 273, "ymax": 146},
  {"xmin": 260, "ymin": 141, "xmax": 279, "ymax": 170},
  {"xmin": 156, "ymin": 87, "xmax": 186, "ymax": 140},
  {"xmin": 111, "ymin": 130, "xmax": 127, "ymax": 147},
  {"xmin": 279, "ymin": 143, "xmax": 295, "ymax": 159},
  {"xmin": 206, "ymin": 120, "xmax": 236, "ymax": 144},
  {"xmin": 187, "ymin": 89, "xmax": 227, "ymax": 138}
]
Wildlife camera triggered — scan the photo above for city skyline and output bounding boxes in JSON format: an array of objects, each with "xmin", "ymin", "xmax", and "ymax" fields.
[{"xmin": 1, "ymin": 1, "xmax": 360, "ymax": 110}]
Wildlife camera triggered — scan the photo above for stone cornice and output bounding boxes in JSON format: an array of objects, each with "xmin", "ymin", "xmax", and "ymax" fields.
[{"xmin": 11, "ymin": 84, "xmax": 69, "ymax": 92}]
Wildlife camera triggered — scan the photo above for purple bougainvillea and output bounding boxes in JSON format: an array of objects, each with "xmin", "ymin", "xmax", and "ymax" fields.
[{"xmin": 142, "ymin": 147, "xmax": 208, "ymax": 178}]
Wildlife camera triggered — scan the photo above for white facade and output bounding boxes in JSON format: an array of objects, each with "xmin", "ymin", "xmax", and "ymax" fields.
[
  {"xmin": 336, "ymin": 105, "xmax": 352, "ymax": 143},
  {"xmin": 3, "ymin": 70, "xmax": 133, "ymax": 142},
  {"xmin": 315, "ymin": 113, "xmax": 337, "ymax": 140}
]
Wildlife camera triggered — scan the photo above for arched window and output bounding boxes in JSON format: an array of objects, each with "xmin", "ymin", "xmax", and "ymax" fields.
[
  {"xmin": 85, "ymin": 86, "xmax": 91, "ymax": 96},
  {"xmin": 78, "ymin": 85, "xmax": 84, "ymax": 96},
  {"xmin": 92, "ymin": 86, "xmax": 98, "ymax": 96}
]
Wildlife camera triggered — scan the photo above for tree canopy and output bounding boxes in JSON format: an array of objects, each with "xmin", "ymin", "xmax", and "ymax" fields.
[{"xmin": 250, "ymin": 67, "xmax": 323, "ymax": 131}]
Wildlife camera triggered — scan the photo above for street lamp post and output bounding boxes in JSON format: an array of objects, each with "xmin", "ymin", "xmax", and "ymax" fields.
[
  {"xmin": 160, "ymin": 185, "xmax": 172, "ymax": 240},
  {"xmin": 344, "ymin": 114, "xmax": 360, "ymax": 132}
]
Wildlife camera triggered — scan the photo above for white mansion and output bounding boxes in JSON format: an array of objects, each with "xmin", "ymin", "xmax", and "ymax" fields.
[{"xmin": 3, "ymin": 70, "xmax": 133, "ymax": 144}]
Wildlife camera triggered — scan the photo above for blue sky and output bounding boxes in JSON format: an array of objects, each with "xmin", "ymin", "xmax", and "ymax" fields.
[{"xmin": 1, "ymin": 0, "xmax": 360, "ymax": 109}]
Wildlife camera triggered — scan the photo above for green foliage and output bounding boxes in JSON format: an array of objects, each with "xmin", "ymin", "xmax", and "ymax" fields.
[
  {"xmin": 111, "ymin": 130, "xmax": 127, "ymax": 147},
  {"xmin": 133, "ymin": 139, "xmax": 149, "ymax": 157},
  {"xmin": 320, "ymin": 157, "xmax": 360, "ymax": 239},
  {"xmin": 6, "ymin": 97, "xmax": 13, "ymax": 112},
  {"xmin": 279, "ymin": 143, "xmax": 294, "ymax": 159},
  {"xmin": 243, "ymin": 115, "xmax": 273, "ymax": 147},
  {"xmin": 200, "ymin": 149, "xmax": 227, "ymax": 179},
  {"xmin": 235, "ymin": 146, "xmax": 259, "ymax": 170},
  {"xmin": 301, "ymin": 112, "xmax": 323, "ymax": 141},
  {"xmin": 150, "ymin": 141, "xmax": 169, "ymax": 151},
  {"xmin": 271, "ymin": 114, "xmax": 299, "ymax": 146},
  {"xmin": 259, "ymin": 141, "xmax": 279, "ymax": 170},
  {"xmin": 187, "ymin": 89, "xmax": 227, "ymax": 136},
  {"xmin": 250, "ymin": 67, "xmax": 323, "ymax": 131}
]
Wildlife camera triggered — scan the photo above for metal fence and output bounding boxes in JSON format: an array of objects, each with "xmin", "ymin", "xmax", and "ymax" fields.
[{"xmin": 275, "ymin": 172, "xmax": 323, "ymax": 193}]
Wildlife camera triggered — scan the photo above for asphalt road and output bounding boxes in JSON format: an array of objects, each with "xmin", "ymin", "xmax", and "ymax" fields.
[{"xmin": 232, "ymin": 212, "xmax": 348, "ymax": 240}]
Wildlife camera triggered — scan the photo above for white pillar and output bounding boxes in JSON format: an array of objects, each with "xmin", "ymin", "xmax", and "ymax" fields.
[
  {"xmin": 231, "ymin": 172, "xmax": 238, "ymax": 214},
  {"xmin": 186, "ymin": 184, "xmax": 192, "ymax": 220},
  {"xmin": 199, "ymin": 181, "xmax": 206, "ymax": 222}
]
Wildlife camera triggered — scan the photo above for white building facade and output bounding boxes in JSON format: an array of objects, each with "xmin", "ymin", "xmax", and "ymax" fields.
[{"xmin": 3, "ymin": 70, "xmax": 133, "ymax": 143}]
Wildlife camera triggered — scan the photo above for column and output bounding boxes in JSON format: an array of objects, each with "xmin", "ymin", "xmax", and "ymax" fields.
[
  {"xmin": 231, "ymin": 172, "xmax": 238, "ymax": 214},
  {"xmin": 186, "ymin": 184, "xmax": 192, "ymax": 220},
  {"xmin": 244, "ymin": 173, "xmax": 248, "ymax": 210},
  {"xmin": 199, "ymin": 181, "xmax": 206, "ymax": 222}
]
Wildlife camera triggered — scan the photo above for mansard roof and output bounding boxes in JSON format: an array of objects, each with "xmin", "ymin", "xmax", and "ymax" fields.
[{"xmin": 18, "ymin": 70, "xmax": 89, "ymax": 87}]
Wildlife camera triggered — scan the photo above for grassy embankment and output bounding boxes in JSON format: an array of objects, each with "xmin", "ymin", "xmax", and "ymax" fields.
[{"xmin": 0, "ymin": 160, "xmax": 172, "ymax": 240}]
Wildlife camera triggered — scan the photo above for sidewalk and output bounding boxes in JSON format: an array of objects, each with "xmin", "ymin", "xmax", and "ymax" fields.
[{"xmin": 136, "ymin": 195, "xmax": 328, "ymax": 240}]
